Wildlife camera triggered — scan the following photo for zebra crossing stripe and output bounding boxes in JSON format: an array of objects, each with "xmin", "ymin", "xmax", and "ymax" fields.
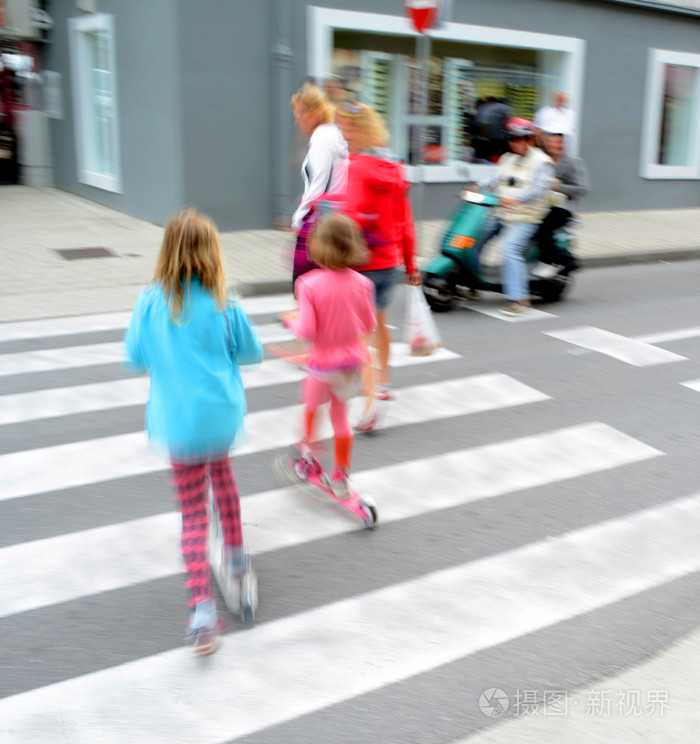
[
  {"xmin": 0, "ymin": 346, "xmax": 460, "ymax": 425},
  {"xmin": 0, "ymin": 361, "xmax": 306, "ymax": 425},
  {"xmin": 680, "ymin": 379, "xmax": 700, "ymax": 394},
  {"xmin": 0, "ymin": 295, "xmax": 297, "ymax": 343},
  {"xmin": 0, "ymin": 336, "xmax": 459, "ymax": 379},
  {"xmin": 0, "ymin": 374, "xmax": 547, "ymax": 501},
  {"xmin": 2, "ymin": 489, "xmax": 695, "ymax": 744},
  {"xmin": 544, "ymin": 326, "xmax": 686, "ymax": 366},
  {"xmin": 0, "ymin": 422, "xmax": 660, "ymax": 618},
  {"xmin": 0, "ymin": 311, "xmax": 133, "ymax": 343},
  {"xmin": 0, "ymin": 323, "xmax": 294, "ymax": 377}
]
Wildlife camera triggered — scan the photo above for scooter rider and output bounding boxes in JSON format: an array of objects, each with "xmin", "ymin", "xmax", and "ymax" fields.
[
  {"xmin": 532, "ymin": 127, "xmax": 590, "ymax": 277},
  {"xmin": 474, "ymin": 117, "xmax": 555, "ymax": 317}
]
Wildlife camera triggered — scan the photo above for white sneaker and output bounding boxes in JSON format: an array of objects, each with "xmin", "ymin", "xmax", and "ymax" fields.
[
  {"xmin": 532, "ymin": 262, "xmax": 559, "ymax": 279},
  {"xmin": 501, "ymin": 302, "xmax": 531, "ymax": 317}
]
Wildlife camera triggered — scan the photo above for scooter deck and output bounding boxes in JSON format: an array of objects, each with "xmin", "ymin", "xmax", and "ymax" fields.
[
  {"xmin": 306, "ymin": 470, "xmax": 377, "ymax": 527},
  {"xmin": 275, "ymin": 454, "xmax": 377, "ymax": 528}
]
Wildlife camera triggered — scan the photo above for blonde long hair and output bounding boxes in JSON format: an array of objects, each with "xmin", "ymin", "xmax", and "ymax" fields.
[
  {"xmin": 335, "ymin": 101, "xmax": 389, "ymax": 152},
  {"xmin": 154, "ymin": 208, "xmax": 227, "ymax": 320},
  {"xmin": 290, "ymin": 82, "xmax": 334, "ymax": 126}
]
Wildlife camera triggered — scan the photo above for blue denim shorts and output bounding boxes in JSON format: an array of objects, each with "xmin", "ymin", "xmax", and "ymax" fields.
[{"xmin": 360, "ymin": 268, "xmax": 401, "ymax": 311}]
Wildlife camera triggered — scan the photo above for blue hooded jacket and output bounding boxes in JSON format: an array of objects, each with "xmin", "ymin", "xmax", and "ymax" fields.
[{"xmin": 124, "ymin": 279, "xmax": 263, "ymax": 462}]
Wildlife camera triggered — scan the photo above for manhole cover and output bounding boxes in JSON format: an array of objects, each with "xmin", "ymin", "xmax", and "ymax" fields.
[{"xmin": 56, "ymin": 247, "xmax": 117, "ymax": 260}]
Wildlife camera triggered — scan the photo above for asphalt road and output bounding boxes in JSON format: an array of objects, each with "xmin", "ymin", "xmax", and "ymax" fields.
[{"xmin": 1, "ymin": 259, "xmax": 700, "ymax": 743}]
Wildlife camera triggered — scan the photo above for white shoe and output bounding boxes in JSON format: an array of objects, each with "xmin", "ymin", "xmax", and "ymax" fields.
[
  {"xmin": 532, "ymin": 262, "xmax": 559, "ymax": 279},
  {"xmin": 501, "ymin": 302, "xmax": 531, "ymax": 317}
]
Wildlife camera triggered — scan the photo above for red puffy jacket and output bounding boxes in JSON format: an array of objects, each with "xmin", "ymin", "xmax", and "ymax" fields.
[{"xmin": 344, "ymin": 152, "xmax": 417, "ymax": 275}]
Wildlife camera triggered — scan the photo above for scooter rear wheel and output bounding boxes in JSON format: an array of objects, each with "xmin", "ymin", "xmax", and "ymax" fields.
[
  {"xmin": 536, "ymin": 273, "xmax": 572, "ymax": 303},
  {"xmin": 423, "ymin": 275, "xmax": 455, "ymax": 312}
]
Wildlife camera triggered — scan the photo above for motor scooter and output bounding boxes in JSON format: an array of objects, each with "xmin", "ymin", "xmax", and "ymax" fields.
[{"xmin": 422, "ymin": 188, "xmax": 577, "ymax": 312}]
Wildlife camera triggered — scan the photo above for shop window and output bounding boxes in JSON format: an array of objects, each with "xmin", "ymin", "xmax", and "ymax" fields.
[
  {"xmin": 68, "ymin": 13, "xmax": 121, "ymax": 192},
  {"xmin": 334, "ymin": 47, "xmax": 553, "ymax": 167},
  {"xmin": 312, "ymin": 8, "xmax": 583, "ymax": 182},
  {"xmin": 641, "ymin": 49, "xmax": 700, "ymax": 179}
]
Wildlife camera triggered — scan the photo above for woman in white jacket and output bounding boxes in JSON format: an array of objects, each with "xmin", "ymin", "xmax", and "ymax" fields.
[{"xmin": 290, "ymin": 83, "xmax": 348, "ymax": 292}]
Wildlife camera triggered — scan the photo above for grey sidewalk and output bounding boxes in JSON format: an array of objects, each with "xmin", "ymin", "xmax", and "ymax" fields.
[
  {"xmin": 2, "ymin": 185, "xmax": 700, "ymax": 321},
  {"xmin": 1, "ymin": 184, "xmax": 700, "ymax": 741}
]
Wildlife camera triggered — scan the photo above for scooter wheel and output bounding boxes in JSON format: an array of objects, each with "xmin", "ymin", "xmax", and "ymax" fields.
[
  {"xmin": 240, "ymin": 572, "xmax": 258, "ymax": 628},
  {"xmin": 423, "ymin": 276, "xmax": 455, "ymax": 312},
  {"xmin": 537, "ymin": 273, "xmax": 572, "ymax": 303},
  {"xmin": 362, "ymin": 504, "xmax": 378, "ymax": 529}
]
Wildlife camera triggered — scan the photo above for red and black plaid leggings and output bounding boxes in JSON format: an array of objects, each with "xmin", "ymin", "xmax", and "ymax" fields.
[{"xmin": 171, "ymin": 457, "xmax": 243, "ymax": 606}]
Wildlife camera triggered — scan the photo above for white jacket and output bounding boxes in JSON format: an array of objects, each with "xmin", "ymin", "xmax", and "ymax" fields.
[
  {"xmin": 494, "ymin": 147, "xmax": 554, "ymax": 224},
  {"xmin": 292, "ymin": 123, "xmax": 348, "ymax": 231}
]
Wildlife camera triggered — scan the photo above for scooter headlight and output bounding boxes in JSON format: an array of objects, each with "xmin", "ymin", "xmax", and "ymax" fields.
[{"xmin": 462, "ymin": 190, "xmax": 486, "ymax": 204}]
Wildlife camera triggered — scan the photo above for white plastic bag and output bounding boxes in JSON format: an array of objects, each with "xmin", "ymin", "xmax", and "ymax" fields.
[{"xmin": 403, "ymin": 285, "xmax": 442, "ymax": 356}]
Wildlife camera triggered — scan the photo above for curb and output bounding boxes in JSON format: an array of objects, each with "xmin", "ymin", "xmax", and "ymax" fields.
[
  {"xmin": 235, "ymin": 280, "xmax": 291, "ymax": 298},
  {"xmin": 580, "ymin": 247, "xmax": 700, "ymax": 268},
  {"xmin": 233, "ymin": 249, "xmax": 700, "ymax": 297}
]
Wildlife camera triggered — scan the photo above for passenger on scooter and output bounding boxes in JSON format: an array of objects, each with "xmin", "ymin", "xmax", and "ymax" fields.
[
  {"xmin": 532, "ymin": 128, "xmax": 590, "ymax": 278},
  {"xmin": 474, "ymin": 117, "xmax": 555, "ymax": 316}
]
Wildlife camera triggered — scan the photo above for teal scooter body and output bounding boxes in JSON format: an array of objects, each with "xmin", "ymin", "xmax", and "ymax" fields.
[{"xmin": 422, "ymin": 190, "xmax": 573, "ymax": 311}]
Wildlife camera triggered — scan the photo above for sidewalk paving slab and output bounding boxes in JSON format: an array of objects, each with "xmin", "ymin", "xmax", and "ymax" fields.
[{"xmin": 3, "ymin": 186, "xmax": 700, "ymax": 320}]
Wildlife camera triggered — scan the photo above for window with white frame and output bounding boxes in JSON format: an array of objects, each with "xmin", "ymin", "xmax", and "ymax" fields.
[
  {"xmin": 68, "ymin": 13, "xmax": 121, "ymax": 192},
  {"xmin": 333, "ymin": 44, "xmax": 554, "ymax": 167},
  {"xmin": 641, "ymin": 49, "xmax": 700, "ymax": 179},
  {"xmin": 309, "ymin": 8, "xmax": 585, "ymax": 182}
]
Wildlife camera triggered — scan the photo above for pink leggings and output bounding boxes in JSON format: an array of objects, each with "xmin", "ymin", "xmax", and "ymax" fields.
[
  {"xmin": 171, "ymin": 457, "xmax": 243, "ymax": 606},
  {"xmin": 303, "ymin": 374, "xmax": 354, "ymax": 471},
  {"xmin": 304, "ymin": 374, "xmax": 352, "ymax": 437}
]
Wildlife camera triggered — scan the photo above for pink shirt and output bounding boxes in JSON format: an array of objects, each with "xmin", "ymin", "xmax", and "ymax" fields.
[{"xmin": 288, "ymin": 268, "xmax": 376, "ymax": 371}]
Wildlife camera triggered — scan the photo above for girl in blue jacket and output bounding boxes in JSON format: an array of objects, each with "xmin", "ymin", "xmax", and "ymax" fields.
[{"xmin": 124, "ymin": 208, "xmax": 262, "ymax": 655}]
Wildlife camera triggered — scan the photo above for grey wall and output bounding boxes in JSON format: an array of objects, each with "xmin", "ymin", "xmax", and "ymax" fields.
[
  {"xmin": 446, "ymin": 0, "xmax": 700, "ymax": 211},
  {"xmin": 45, "ymin": 0, "xmax": 184, "ymax": 225},
  {"xmin": 177, "ymin": 0, "xmax": 274, "ymax": 230},
  {"xmin": 43, "ymin": 0, "xmax": 700, "ymax": 228}
]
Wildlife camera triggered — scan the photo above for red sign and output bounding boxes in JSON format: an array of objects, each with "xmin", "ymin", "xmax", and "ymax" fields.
[{"xmin": 405, "ymin": 0, "xmax": 439, "ymax": 33}]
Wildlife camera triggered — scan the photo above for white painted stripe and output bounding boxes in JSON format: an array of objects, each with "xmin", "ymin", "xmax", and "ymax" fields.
[
  {"xmin": 0, "ymin": 295, "xmax": 296, "ymax": 343},
  {"xmin": 636, "ymin": 326, "xmax": 700, "ymax": 345},
  {"xmin": 544, "ymin": 326, "xmax": 686, "ymax": 366},
  {"xmin": 469, "ymin": 305, "xmax": 557, "ymax": 322},
  {"xmin": 680, "ymin": 379, "xmax": 700, "ymax": 394},
  {"xmin": 0, "ymin": 361, "xmax": 306, "ymax": 426},
  {"xmin": 0, "ymin": 341, "xmax": 125, "ymax": 376},
  {"xmin": 386, "ymin": 342, "xmax": 460, "ymax": 367},
  {"xmin": 0, "ymin": 324, "xmax": 294, "ymax": 377},
  {"xmin": 2, "ymin": 490, "xmax": 695, "ymax": 744},
  {"xmin": 0, "ymin": 344, "xmax": 461, "ymax": 425},
  {"xmin": 0, "ymin": 374, "xmax": 547, "ymax": 501},
  {"xmin": 0, "ymin": 423, "xmax": 660, "ymax": 619},
  {"xmin": 0, "ymin": 311, "xmax": 133, "ymax": 343},
  {"xmin": 0, "ymin": 334, "xmax": 456, "ymax": 379}
]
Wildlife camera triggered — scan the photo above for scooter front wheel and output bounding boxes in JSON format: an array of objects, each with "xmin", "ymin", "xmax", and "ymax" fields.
[{"xmin": 422, "ymin": 274, "xmax": 455, "ymax": 312}]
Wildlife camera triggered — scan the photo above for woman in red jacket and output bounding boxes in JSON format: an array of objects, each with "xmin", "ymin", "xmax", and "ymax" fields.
[{"xmin": 335, "ymin": 102, "xmax": 421, "ymax": 431}]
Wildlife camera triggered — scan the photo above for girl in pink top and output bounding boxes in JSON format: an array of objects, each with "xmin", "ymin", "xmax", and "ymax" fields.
[{"xmin": 283, "ymin": 214, "xmax": 376, "ymax": 497}]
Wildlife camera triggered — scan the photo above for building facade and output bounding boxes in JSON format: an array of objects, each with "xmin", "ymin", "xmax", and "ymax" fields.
[{"xmin": 23, "ymin": 0, "xmax": 700, "ymax": 229}]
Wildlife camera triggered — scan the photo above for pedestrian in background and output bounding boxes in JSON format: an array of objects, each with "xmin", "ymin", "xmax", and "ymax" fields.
[
  {"xmin": 335, "ymin": 101, "xmax": 421, "ymax": 432},
  {"xmin": 282, "ymin": 213, "xmax": 376, "ymax": 496},
  {"xmin": 123, "ymin": 208, "xmax": 263, "ymax": 656},
  {"xmin": 290, "ymin": 82, "xmax": 349, "ymax": 293},
  {"xmin": 533, "ymin": 91, "xmax": 576, "ymax": 148}
]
